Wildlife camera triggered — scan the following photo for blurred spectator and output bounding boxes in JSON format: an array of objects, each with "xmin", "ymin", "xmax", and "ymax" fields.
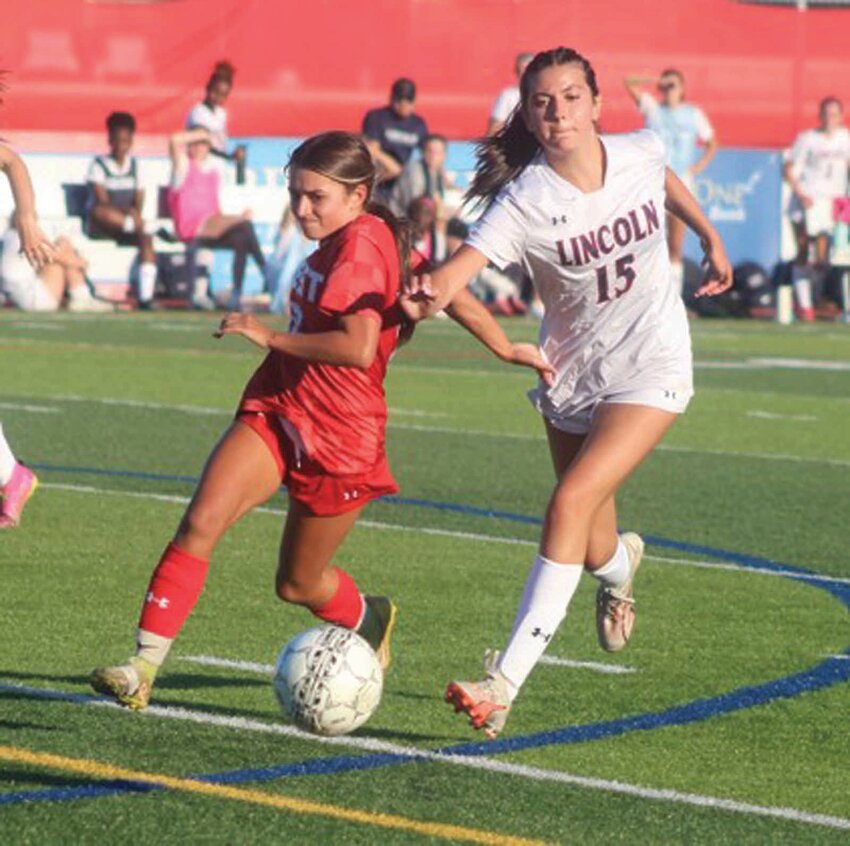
[
  {"xmin": 167, "ymin": 126, "xmax": 268, "ymax": 311},
  {"xmin": 267, "ymin": 207, "xmax": 316, "ymax": 315},
  {"xmin": 86, "ymin": 111, "xmax": 158, "ymax": 308},
  {"xmin": 783, "ymin": 96, "xmax": 850, "ymax": 321},
  {"xmin": 624, "ymin": 68, "xmax": 717, "ymax": 295},
  {"xmin": 186, "ymin": 60, "xmax": 247, "ymax": 181},
  {"xmin": 387, "ymin": 133, "xmax": 451, "ymax": 218},
  {"xmin": 362, "ymin": 78, "xmax": 428, "ymax": 200},
  {"xmin": 445, "ymin": 217, "xmax": 526, "ymax": 315},
  {"xmin": 487, "ymin": 52, "xmax": 534, "ymax": 136},
  {"xmin": 2, "ymin": 220, "xmax": 111, "ymax": 312},
  {"xmin": 408, "ymin": 197, "xmax": 444, "ymax": 263}
]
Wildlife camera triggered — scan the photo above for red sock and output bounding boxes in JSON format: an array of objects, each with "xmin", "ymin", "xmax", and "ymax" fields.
[
  {"xmin": 138, "ymin": 542, "xmax": 209, "ymax": 638},
  {"xmin": 312, "ymin": 568, "xmax": 364, "ymax": 629}
]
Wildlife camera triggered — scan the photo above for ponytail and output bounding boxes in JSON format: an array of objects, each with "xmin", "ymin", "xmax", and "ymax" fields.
[
  {"xmin": 465, "ymin": 112, "xmax": 540, "ymax": 208},
  {"xmin": 466, "ymin": 46, "xmax": 600, "ymax": 208},
  {"xmin": 366, "ymin": 201, "xmax": 413, "ymax": 292}
]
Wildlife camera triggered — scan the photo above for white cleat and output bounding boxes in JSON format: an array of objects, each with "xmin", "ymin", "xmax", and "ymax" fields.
[{"xmin": 596, "ymin": 532, "xmax": 644, "ymax": 652}]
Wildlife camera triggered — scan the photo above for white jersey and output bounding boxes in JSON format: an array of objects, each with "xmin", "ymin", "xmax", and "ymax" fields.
[
  {"xmin": 785, "ymin": 128, "xmax": 850, "ymax": 200},
  {"xmin": 186, "ymin": 102, "xmax": 228, "ymax": 152},
  {"xmin": 490, "ymin": 86, "xmax": 520, "ymax": 123},
  {"xmin": 468, "ymin": 129, "xmax": 692, "ymax": 424}
]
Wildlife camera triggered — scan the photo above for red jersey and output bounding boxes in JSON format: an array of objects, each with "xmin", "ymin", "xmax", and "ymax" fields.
[{"xmin": 240, "ymin": 213, "xmax": 406, "ymax": 476}]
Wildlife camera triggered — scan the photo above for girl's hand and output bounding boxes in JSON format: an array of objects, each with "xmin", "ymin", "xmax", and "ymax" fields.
[
  {"xmin": 694, "ymin": 238, "xmax": 734, "ymax": 299},
  {"xmin": 214, "ymin": 313, "xmax": 274, "ymax": 349},
  {"xmin": 17, "ymin": 215, "xmax": 56, "ymax": 270},
  {"xmin": 398, "ymin": 272, "xmax": 437, "ymax": 321},
  {"xmin": 506, "ymin": 342, "xmax": 556, "ymax": 386}
]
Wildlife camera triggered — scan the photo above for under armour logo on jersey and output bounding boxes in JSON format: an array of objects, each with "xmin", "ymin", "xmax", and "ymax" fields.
[
  {"xmin": 551, "ymin": 214, "xmax": 569, "ymax": 226},
  {"xmin": 531, "ymin": 627, "xmax": 552, "ymax": 642},
  {"xmin": 664, "ymin": 390, "xmax": 678, "ymax": 400},
  {"xmin": 145, "ymin": 591, "xmax": 170, "ymax": 610},
  {"xmin": 342, "ymin": 490, "xmax": 362, "ymax": 502}
]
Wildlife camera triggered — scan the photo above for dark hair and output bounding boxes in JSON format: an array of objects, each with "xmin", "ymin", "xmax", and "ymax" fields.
[
  {"xmin": 446, "ymin": 217, "xmax": 469, "ymax": 240},
  {"xmin": 288, "ymin": 130, "xmax": 413, "ymax": 288},
  {"xmin": 207, "ymin": 60, "xmax": 235, "ymax": 92},
  {"xmin": 659, "ymin": 68, "xmax": 684, "ymax": 83},
  {"xmin": 106, "ymin": 111, "xmax": 136, "ymax": 135},
  {"xmin": 466, "ymin": 47, "xmax": 599, "ymax": 207},
  {"xmin": 391, "ymin": 78, "xmax": 416, "ymax": 102},
  {"xmin": 820, "ymin": 96, "xmax": 843, "ymax": 114}
]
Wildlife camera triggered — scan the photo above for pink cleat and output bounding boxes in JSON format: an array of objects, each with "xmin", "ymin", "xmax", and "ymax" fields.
[{"xmin": 0, "ymin": 463, "xmax": 39, "ymax": 528}]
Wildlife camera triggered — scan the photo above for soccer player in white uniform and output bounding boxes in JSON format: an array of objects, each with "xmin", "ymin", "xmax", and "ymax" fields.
[
  {"xmin": 0, "ymin": 141, "xmax": 55, "ymax": 528},
  {"xmin": 783, "ymin": 97, "xmax": 850, "ymax": 320},
  {"xmin": 401, "ymin": 47, "xmax": 732, "ymax": 738}
]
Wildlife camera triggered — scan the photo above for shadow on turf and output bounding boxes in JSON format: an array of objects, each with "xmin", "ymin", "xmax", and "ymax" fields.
[
  {"xmin": 0, "ymin": 720, "xmax": 60, "ymax": 732},
  {"xmin": 1, "ymin": 671, "xmax": 456, "ymax": 743},
  {"xmin": 0, "ymin": 769, "xmax": 107, "ymax": 789}
]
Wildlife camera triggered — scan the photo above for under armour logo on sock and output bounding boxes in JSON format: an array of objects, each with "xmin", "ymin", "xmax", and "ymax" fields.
[
  {"xmin": 145, "ymin": 591, "xmax": 170, "ymax": 610},
  {"xmin": 531, "ymin": 627, "xmax": 552, "ymax": 642}
]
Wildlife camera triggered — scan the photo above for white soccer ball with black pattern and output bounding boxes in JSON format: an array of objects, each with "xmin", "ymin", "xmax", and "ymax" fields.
[{"xmin": 273, "ymin": 625, "xmax": 383, "ymax": 736}]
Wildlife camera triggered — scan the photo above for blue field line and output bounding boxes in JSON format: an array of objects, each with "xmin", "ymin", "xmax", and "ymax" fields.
[{"xmin": 4, "ymin": 461, "xmax": 847, "ymax": 810}]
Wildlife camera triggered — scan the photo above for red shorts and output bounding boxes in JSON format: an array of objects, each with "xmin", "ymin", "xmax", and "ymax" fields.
[{"xmin": 237, "ymin": 411, "xmax": 398, "ymax": 517}]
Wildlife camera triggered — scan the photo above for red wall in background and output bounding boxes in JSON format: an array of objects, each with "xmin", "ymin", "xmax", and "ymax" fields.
[{"xmin": 1, "ymin": 0, "xmax": 848, "ymax": 147}]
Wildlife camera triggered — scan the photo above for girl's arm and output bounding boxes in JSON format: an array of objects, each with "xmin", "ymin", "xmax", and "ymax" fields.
[
  {"xmin": 664, "ymin": 168, "xmax": 733, "ymax": 298},
  {"xmin": 691, "ymin": 134, "xmax": 718, "ymax": 176},
  {"xmin": 169, "ymin": 128, "xmax": 210, "ymax": 166},
  {"xmin": 402, "ymin": 244, "xmax": 490, "ymax": 318},
  {"xmin": 215, "ymin": 312, "xmax": 380, "ymax": 369},
  {"xmin": 0, "ymin": 144, "xmax": 55, "ymax": 269},
  {"xmin": 446, "ymin": 288, "xmax": 555, "ymax": 384},
  {"xmin": 623, "ymin": 74, "xmax": 653, "ymax": 107}
]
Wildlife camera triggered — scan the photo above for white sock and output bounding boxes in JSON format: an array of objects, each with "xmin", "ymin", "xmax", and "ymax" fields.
[
  {"xmin": 497, "ymin": 555, "xmax": 583, "ymax": 701},
  {"xmin": 791, "ymin": 266, "xmax": 813, "ymax": 311},
  {"xmin": 139, "ymin": 263, "xmax": 157, "ymax": 303},
  {"xmin": 590, "ymin": 538, "xmax": 630, "ymax": 589},
  {"xmin": 68, "ymin": 283, "xmax": 92, "ymax": 303},
  {"xmin": 670, "ymin": 261, "xmax": 684, "ymax": 297},
  {"xmin": 136, "ymin": 628, "xmax": 174, "ymax": 668},
  {"xmin": 0, "ymin": 424, "xmax": 17, "ymax": 486},
  {"xmin": 122, "ymin": 214, "xmax": 136, "ymax": 234}
]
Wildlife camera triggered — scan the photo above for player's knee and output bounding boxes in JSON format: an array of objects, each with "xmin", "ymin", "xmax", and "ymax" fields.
[
  {"xmin": 177, "ymin": 501, "xmax": 229, "ymax": 545},
  {"xmin": 548, "ymin": 479, "xmax": 602, "ymax": 524}
]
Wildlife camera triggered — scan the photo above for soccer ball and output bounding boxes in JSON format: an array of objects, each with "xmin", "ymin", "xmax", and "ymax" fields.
[{"xmin": 273, "ymin": 625, "xmax": 383, "ymax": 736}]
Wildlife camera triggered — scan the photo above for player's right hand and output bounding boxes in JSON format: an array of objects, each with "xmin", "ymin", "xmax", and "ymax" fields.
[
  {"xmin": 17, "ymin": 215, "xmax": 56, "ymax": 270},
  {"xmin": 509, "ymin": 342, "xmax": 556, "ymax": 386}
]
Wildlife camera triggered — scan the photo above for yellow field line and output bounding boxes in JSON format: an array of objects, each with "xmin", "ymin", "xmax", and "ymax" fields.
[{"xmin": 0, "ymin": 746, "xmax": 548, "ymax": 846}]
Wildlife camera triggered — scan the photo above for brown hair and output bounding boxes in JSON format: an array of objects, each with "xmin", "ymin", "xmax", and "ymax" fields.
[
  {"xmin": 466, "ymin": 47, "xmax": 599, "ymax": 207},
  {"xmin": 206, "ymin": 60, "xmax": 235, "ymax": 92},
  {"xmin": 288, "ymin": 131, "xmax": 413, "ymax": 289}
]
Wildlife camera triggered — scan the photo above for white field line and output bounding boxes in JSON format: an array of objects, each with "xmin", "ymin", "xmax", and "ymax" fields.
[
  {"xmin": 4, "ymin": 321, "xmax": 65, "ymax": 331},
  {"xmin": 746, "ymin": 411, "xmax": 818, "ymax": 422},
  {"xmin": 4, "ymin": 392, "xmax": 850, "ymax": 468},
  {"xmin": 0, "ymin": 679, "xmax": 847, "ymax": 831},
  {"xmin": 178, "ymin": 653, "xmax": 638, "ymax": 677},
  {"xmin": 39, "ymin": 482, "xmax": 850, "ymax": 588},
  {"xmin": 0, "ymin": 402, "xmax": 59, "ymax": 414}
]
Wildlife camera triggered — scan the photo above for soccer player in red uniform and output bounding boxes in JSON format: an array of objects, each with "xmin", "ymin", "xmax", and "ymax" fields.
[{"xmin": 90, "ymin": 131, "xmax": 550, "ymax": 710}]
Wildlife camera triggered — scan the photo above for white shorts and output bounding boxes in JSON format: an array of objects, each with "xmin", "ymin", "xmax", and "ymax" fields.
[
  {"xmin": 1, "ymin": 272, "xmax": 59, "ymax": 312},
  {"xmin": 541, "ymin": 384, "xmax": 693, "ymax": 436},
  {"xmin": 788, "ymin": 196, "xmax": 835, "ymax": 238}
]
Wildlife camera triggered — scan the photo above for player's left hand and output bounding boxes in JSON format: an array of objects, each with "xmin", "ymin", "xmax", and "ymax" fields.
[
  {"xmin": 17, "ymin": 215, "xmax": 56, "ymax": 271},
  {"xmin": 694, "ymin": 238, "xmax": 733, "ymax": 298},
  {"xmin": 508, "ymin": 342, "xmax": 556, "ymax": 386},
  {"xmin": 214, "ymin": 313, "xmax": 274, "ymax": 349}
]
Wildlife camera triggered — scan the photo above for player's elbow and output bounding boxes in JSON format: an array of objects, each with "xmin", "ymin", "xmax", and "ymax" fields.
[{"xmin": 350, "ymin": 343, "xmax": 377, "ymax": 369}]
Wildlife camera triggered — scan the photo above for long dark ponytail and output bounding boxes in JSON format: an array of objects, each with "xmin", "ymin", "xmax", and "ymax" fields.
[
  {"xmin": 466, "ymin": 46, "xmax": 600, "ymax": 208},
  {"xmin": 288, "ymin": 131, "xmax": 412, "ymax": 290}
]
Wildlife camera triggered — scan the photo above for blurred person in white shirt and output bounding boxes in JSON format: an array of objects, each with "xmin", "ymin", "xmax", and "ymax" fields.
[
  {"xmin": 784, "ymin": 97, "xmax": 850, "ymax": 320},
  {"xmin": 487, "ymin": 52, "xmax": 535, "ymax": 136}
]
